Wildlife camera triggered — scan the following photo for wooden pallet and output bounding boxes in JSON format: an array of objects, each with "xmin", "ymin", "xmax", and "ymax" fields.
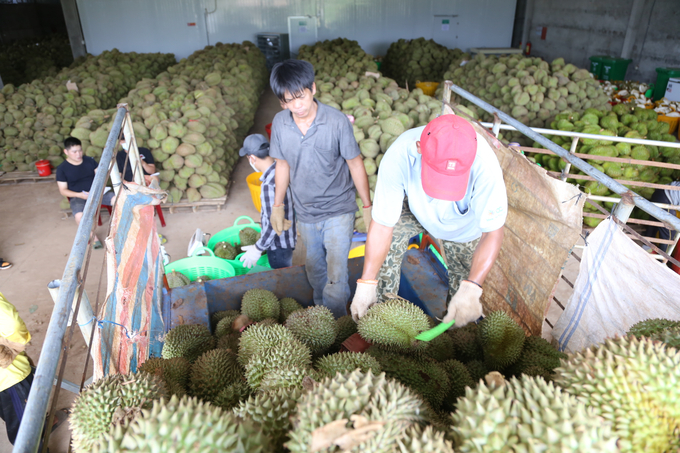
[
  {"xmin": 161, "ymin": 195, "xmax": 228, "ymax": 214},
  {"xmin": 0, "ymin": 171, "xmax": 56, "ymax": 185}
]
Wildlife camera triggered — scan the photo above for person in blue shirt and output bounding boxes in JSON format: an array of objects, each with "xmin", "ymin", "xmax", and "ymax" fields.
[{"xmin": 350, "ymin": 115, "xmax": 507, "ymax": 328}]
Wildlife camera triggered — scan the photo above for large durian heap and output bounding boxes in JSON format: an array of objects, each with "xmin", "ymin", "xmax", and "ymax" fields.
[
  {"xmin": 67, "ymin": 41, "xmax": 268, "ymax": 203},
  {"xmin": 527, "ymin": 104, "xmax": 679, "ymax": 227},
  {"xmin": 0, "ymin": 34, "xmax": 74, "ymax": 87},
  {"xmin": 72, "ymin": 290, "xmax": 680, "ymax": 452},
  {"xmin": 298, "ymin": 37, "xmax": 379, "ymax": 77},
  {"xmin": 437, "ymin": 54, "xmax": 612, "ymax": 143},
  {"xmin": 381, "ymin": 37, "xmax": 464, "ymax": 89},
  {"xmin": 0, "ymin": 49, "xmax": 176, "ymax": 173}
]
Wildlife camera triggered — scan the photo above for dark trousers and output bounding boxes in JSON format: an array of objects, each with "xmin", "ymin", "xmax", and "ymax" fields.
[
  {"xmin": 645, "ymin": 189, "xmax": 677, "ymax": 253},
  {"xmin": 267, "ymin": 247, "xmax": 294, "ymax": 269},
  {"xmin": 0, "ymin": 371, "xmax": 34, "ymax": 445}
]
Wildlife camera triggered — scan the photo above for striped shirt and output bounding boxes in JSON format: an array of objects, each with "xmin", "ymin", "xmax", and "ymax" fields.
[{"xmin": 255, "ymin": 162, "xmax": 296, "ymax": 251}]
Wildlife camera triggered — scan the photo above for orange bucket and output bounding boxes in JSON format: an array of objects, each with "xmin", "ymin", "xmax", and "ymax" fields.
[{"xmin": 35, "ymin": 160, "xmax": 52, "ymax": 176}]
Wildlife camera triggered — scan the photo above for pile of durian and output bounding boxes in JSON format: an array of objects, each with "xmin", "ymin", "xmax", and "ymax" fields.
[
  {"xmin": 0, "ymin": 34, "xmax": 74, "ymax": 87},
  {"xmin": 70, "ymin": 291, "xmax": 680, "ymax": 452},
  {"xmin": 298, "ymin": 38, "xmax": 379, "ymax": 78},
  {"xmin": 66, "ymin": 41, "xmax": 268, "ymax": 204}
]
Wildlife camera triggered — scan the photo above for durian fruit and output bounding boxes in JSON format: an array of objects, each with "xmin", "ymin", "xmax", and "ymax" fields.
[
  {"xmin": 279, "ymin": 297, "xmax": 303, "ymax": 323},
  {"xmin": 216, "ymin": 332, "xmax": 240, "ymax": 352},
  {"xmin": 244, "ymin": 339, "xmax": 312, "ymax": 390},
  {"xmin": 233, "ymin": 387, "xmax": 303, "ymax": 452},
  {"xmin": 214, "ymin": 312, "xmax": 241, "ymax": 338},
  {"xmin": 213, "ymin": 381, "xmax": 252, "ymax": 410},
  {"xmin": 241, "ymin": 288, "xmax": 280, "ymax": 322},
  {"xmin": 447, "ymin": 323, "xmax": 483, "ymax": 363},
  {"xmin": 94, "ymin": 395, "xmax": 272, "ymax": 453},
  {"xmin": 477, "ymin": 311, "xmax": 525, "ymax": 370},
  {"xmin": 161, "ymin": 324, "xmax": 215, "ymax": 363},
  {"xmin": 189, "ymin": 349, "xmax": 242, "ymax": 402},
  {"xmin": 316, "ymin": 351, "xmax": 382, "ymax": 377},
  {"xmin": 138, "ymin": 356, "xmax": 190, "ymax": 396},
  {"xmin": 70, "ymin": 372, "xmax": 167, "ymax": 452},
  {"xmin": 237, "ymin": 323, "xmax": 296, "ymax": 366},
  {"xmin": 554, "ymin": 336, "xmax": 680, "ymax": 452},
  {"xmin": 440, "ymin": 359, "xmax": 474, "ymax": 411},
  {"xmin": 214, "ymin": 241, "xmax": 238, "ymax": 260},
  {"xmin": 357, "ymin": 298, "xmax": 430, "ymax": 353},
  {"xmin": 239, "ymin": 227, "xmax": 261, "ymax": 248},
  {"xmin": 653, "ymin": 326, "xmax": 680, "ymax": 349},
  {"xmin": 211, "ymin": 309, "xmax": 240, "ymax": 330},
  {"xmin": 395, "ymin": 425, "xmax": 455, "ymax": 453},
  {"xmin": 464, "ymin": 360, "xmax": 488, "ymax": 383},
  {"xmin": 331, "ymin": 315, "xmax": 358, "ymax": 352},
  {"xmin": 258, "ymin": 365, "xmax": 320, "ymax": 391},
  {"xmin": 286, "ymin": 370, "xmax": 431, "ymax": 453},
  {"xmin": 166, "ymin": 270, "xmax": 190, "ymax": 288},
  {"xmin": 371, "ymin": 349, "xmax": 450, "ymax": 409},
  {"xmin": 505, "ymin": 335, "xmax": 567, "ymax": 379},
  {"xmin": 450, "ymin": 375, "xmax": 619, "ymax": 452},
  {"xmin": 285, "ymin": 306, "xmax": 338, "ymax": 355},
  {"xmin": 627, "ymin": 318, "xmax": 680, "ymax": 338},
  {"xmin": 423, "ymin": 330, "xmax": 455, "ymax": 362}
]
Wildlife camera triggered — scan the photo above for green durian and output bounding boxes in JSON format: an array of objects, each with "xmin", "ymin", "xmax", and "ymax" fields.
[
  {"xmin": 477, "ymin": 310, "xmax": 525, "ymax": 370},
  {"xmin": 241, "ymin": 288, "xmax": 280, "ymax": 322},
  {"xmin": 166, "ymin": 270, "xmax": 190, "ymax": 288},
  {"xmin": 357, "ymin": 298, "xmax": 430, "ymax": 353},
  {"xmin": 448, "ymin": 323, "xmax": 483, "ymax": 363},
  {"xmin": 244, "ymin": 339, "xmax": 312, "ymax": 390},
  {"xmin": 238, "ymin": 227, "xmax": 260, "ymax": 247},
  {"xmin": 627, "ymin": 318, "xmax": 680, "ymax": 338},
  {"xmin": 189, "ymin": 349, "xmax": 243, "ymax": 402},
  {"xmin": 212, "ymin": 381, "xmax": 251, "ymax": 410},
  {"xmin": 331, "ymin": 315, "xmax": 358, "ymax": 352},
  {"xmin": 285, "ymin": 305, "xmax": 338, "ymax": 355},
  {"xmin": 396, "ymin": 425, "xmax": 455, "ymax": 453},
  {"xmin": 214, "ymin": 241, "xmax": 238, "ymax": 260},
  {"xmin": 138, "ymin": 356, "xmax": 190, "ymax": 397},
  {"xmin": 316, "ymin": 351, "xmax": 382, "ymax": 377},
  {"xmin": 237, "ymin": 323, "xmax": 296, "ymax": 366},
  {"xmin": 214, "ymin": 312, "xmax": 241, "ymax": 338},
  {"xmin": 161, "ymin": 324, "xmax": 215, "ymax": 363},
  {"xmin": 278, "ymin": 297, "xmax": 303, "ymax": 323}
]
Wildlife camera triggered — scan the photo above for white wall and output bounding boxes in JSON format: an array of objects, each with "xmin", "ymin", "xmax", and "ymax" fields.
[{"xmin": 76, "ymin": 0, "xmax": 516, "ymax": 60}]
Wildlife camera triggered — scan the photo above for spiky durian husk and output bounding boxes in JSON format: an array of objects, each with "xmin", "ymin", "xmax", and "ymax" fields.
[
  {"xmin": 233, "ymin": 387, "xmax": 304, "ymax": 452},
  {"xmin": 395, "ymin": 425, "xmax": 455, "ymax": 453},
  {"xmin": 244, "ymin": 339, "xmax": 312, "ymax": 390},
  {"xmin": 237, "ymin": 323, "xmax": 295, "ymax": 366},
  {"xmin": 286, "ymin": 370, "xmax": 431, "ymax": 453},
  {"xmin": 654, "ymin": 326, "xmax": 680, "ymax": 349},
  {"xmin": 440, "ymin": 359, "xmax": 474, "ymax": 411},
  {"xmin": 241, "ymin": 288, "xmax": 280, "ymax": 322},
  {"xmin": 477, "ymin": 311, "xmax": 525, "ymax": 370},
  {"xmin": 447, "ymin": 323, "xmax": 483, "ymax": 363},
  {"xmin": 94, "ymin": 395, "xmax": 272, "ymax": 453},
  {"xmin": 357, "ymin": 299, "xmax": 430, "ymax": 353},
  {"xmin": 210, "ymin": 309, "xmax": 240, "ymax": 331},
  {"xmin": 423, "ymin": 329, "xmax": 455, "ymax": 362},
  {"xmin": 285, "ymin": 305, "xmax": 338, "ymax": 355},
  {"xmin": 371, "ymin": 350, "xmax": 450, "ymax": 409},
  {"xmin": 316, "ymin": 351, "xmax": 382, "ymax": 377},
  {"xmin": 214, "ymin": 312, "xmax": 241, "ymax": 338},
  {"xmin": 239, "ymin": 227, "xmax": 260, "ymax": 247},
  {"xmin": 554, "ymin": 336, "xmax": 680, "ymax": 452},
  {"xmin": 138, "ymin": 356, "xmax": 190, "ymax": 397},
  {"xmin": 161, "ymin": 324, "xmax": 215, "ymax": 363},
  {"xmin": 70, "ymin": 373, "xmax": 167, "ymax": 453},
  {"xmin": 189, "ymin": 349, "xmax": 243, "ymax": 402},
  {"xmin": 216, "ymin": 332, "xmax": 240, "ymax": 352},
  {"xmin": 258, "ymin": 365, "xmax": 319, "ymax": 391},
  {"xmin": 213, "ymin": 381, "xmax": 252, "ymax": 410},
  {"xmin": 627, "ymin": 318, "xmax": 680, "ymax": 338},
  {"xmin": 279, "ymin": 297, "xmax": 303, "ymax": 323},
  {"xmin": 331, "ymin": 315, "xmax": 358, "ymax": 352},
  {"xmin": 464, "ymin": 360, "xmax": 488, "ymax": 384},
  {"xmin": 451, "ymin": 375, "xmax": 618, "ymax": 452}
]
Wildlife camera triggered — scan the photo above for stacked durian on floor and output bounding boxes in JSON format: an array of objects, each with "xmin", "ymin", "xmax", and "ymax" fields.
[{"xmin": 70, "ymin": 290, "xmax": 680, "ymax": 452}]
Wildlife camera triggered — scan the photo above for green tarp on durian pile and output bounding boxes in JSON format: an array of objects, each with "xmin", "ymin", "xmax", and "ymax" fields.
[{"xmin": 0, "ymin": 49, "xmax": 176, "ymax": 172}]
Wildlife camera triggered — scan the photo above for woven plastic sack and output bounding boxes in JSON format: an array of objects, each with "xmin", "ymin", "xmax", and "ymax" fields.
[{"xmin": 552, "ymin": 217, "xmax": 680, "ymax": 353}]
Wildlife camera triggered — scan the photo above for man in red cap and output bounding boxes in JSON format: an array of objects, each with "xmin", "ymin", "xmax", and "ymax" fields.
[{"xmin": 350, "ymin": 114, "xmax": 507, "ymax": 327}]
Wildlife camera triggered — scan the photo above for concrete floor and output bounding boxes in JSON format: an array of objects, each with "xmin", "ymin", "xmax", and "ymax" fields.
[{"xmin": 0, "ymin": 88, "xmax": 578, "ymax": 451}]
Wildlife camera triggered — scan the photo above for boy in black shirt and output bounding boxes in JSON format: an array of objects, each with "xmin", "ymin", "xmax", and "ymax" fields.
[{"xmin": 56, "ymin": 137, "xmax": 114, "ymax": 248}]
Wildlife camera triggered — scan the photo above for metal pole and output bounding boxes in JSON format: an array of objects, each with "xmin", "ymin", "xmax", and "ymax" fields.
[
  {"xmin": 621, "ymin": 0, "xmax": 646, "ymax": 59},
  {"xmin": 612, "ymin": 193, "xmax": 636, "ymax": 223},
  {"xmin": 520, "ymin": 0, "xmax": 535, "ymax": 51},
  {"xmin": 448, "ymin": 82, "xmax": 680, "ymax": 233},
  {"xmin": 14, "ymin": 107, "xmax": 127, "ymax": 453},
  {"xmin": 46, "ymin": 280, "xmax": 94, "ymax": 348},
  {"xmin": 59, "ymin": 0, "xmax": 87, "ymax": 59}
]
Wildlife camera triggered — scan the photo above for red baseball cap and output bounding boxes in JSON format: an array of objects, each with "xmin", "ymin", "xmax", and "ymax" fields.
[{"xmin": 419, "ymin": 115, "xmax": 477, "ymax": 201}]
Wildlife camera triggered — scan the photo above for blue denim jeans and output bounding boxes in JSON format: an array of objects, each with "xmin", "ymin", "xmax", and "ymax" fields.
[
  {"xmin": 267, "ymin": 247, "xmax": 293, "ymax": 269},
  {"xmin": 297, "ymin": 212, "xmax": 354, "ymax": 318}
]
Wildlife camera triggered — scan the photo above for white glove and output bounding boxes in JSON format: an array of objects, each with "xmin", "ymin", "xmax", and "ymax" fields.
[
  {"xmin": 240, "ymin": 245, "xmax": 262, "ymax": 268},
  {"xmin": 350, "ymin": 280, "xmax": 379, "ymax": 322},
  {"xmin": 442, "ymin": 280, "xmax": 483, "ymax": 328}
]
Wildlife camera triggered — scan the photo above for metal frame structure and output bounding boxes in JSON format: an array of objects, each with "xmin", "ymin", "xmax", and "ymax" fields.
[{"xmin": 14, "ymin": 105, "xmax": 146, "ymax": 453}]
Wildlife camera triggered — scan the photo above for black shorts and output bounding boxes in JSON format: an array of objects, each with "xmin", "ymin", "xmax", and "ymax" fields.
[{"xmin": 69, "ymin": 191, "xmax": 115, "ymax": 215}]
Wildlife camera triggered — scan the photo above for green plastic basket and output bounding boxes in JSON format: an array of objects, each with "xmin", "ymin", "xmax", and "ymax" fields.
[
  {"xmin": 165, "ymin": 247, "xmax": 236, "ymax": 282},
  {"xmin": 207, "ymin": 216, "xmax": 262, "ymax": 249}
]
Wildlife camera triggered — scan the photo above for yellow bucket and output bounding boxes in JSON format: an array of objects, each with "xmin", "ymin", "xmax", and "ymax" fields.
[
  {"xmin": 348, "ymin": 245, "xmax": 365, "ymax": 258},
  {"xmin": 416, "ymin": 81, "xmax": 439, "ymax": 96},
  {"xmin": 657, "ymin": 114, "xmax": 679, "ymax": 135},
  {"xmin": 246, "ymin": 172, "xmax": 263, "ymax": 212}
]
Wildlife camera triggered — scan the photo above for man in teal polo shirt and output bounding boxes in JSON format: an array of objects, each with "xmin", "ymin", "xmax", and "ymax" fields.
[{"xmin": 350, "ymin": 114, "xmax": 507, "ymax": 327}]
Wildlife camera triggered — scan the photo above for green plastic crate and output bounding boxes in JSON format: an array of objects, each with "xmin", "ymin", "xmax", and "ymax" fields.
[
  {"xmin": 654, "ymin": 67, "xmax": 680, "ymax": 100},
  {"xmin": 165, "ymin": 247, "xmax": 236, "ymax": 282},
  {"xmin": 588, "ymin": 55, "xmax": 607, "ymax": 79},
  {"xmin": 207, "ymin": 216, "xmax": 262, "ymax": 249},
  {"xmin": 600, "ymin": 57, "xmax": 632, "ymax": 81}
]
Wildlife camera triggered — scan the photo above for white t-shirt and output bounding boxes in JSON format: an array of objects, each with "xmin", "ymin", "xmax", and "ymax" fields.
[{"xmin": 372, "ymin": 126, "xmax": 508, "ymax": 243}]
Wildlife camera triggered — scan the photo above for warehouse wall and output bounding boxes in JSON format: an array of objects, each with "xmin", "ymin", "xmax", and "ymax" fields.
[
  {"xmin": 526, "ymin": 0, "xmax": 680, "ymax": 83},
  {"xmin": 75, "ymin": 0, "xmax": 516, "ymax": 60}
]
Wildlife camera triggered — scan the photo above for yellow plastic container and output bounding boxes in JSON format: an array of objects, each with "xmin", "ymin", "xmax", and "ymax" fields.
[
  {"xmin": 657, "ymin": 114, "xmax": 679, "ymax": 135},
  {"xmin": 415, "ymin": 81, "xmax": 439, "ymax": 96},
  {"xmin": 348, "ymin": 245, "xmax": 365, "ymax": 259},
  {"xmin": 246, "ymin": 172, "xmax": 263, "ymax": 212}
]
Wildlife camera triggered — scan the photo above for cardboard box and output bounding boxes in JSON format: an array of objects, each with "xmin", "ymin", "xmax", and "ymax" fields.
[{"xmin": 665, "ymin": 77, "xmax": 680, "ymax": 102}]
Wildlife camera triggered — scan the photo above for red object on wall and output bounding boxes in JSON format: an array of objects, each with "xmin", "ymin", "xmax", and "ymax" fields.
[
  {"xmin": 540, "ymin": 27, "xmax": 547, "ymax": 40},
  {"xmin": 525, "ymin": 42, "xmax": 532, "ymax": 56}
]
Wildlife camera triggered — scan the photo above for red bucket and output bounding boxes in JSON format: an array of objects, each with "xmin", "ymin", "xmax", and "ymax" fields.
[{"xmin": 35, "ymin": 160, "xmax": 52, "ymax": 177}]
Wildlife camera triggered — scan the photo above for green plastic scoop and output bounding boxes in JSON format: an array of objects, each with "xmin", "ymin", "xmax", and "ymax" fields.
[{"xmin": 415, "ymin": 319, "xmax": 455, "ymax": 341}]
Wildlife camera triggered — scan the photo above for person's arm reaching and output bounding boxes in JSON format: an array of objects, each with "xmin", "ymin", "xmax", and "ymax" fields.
[
  {"xmin": 467, "ymin": 227, "xmax": 504, "ymax": 286},
  {"xmin": 271, "ymin": 159, "xmax": 291, "ymax": 235},
  {"xmin": 57, "ymin": 181, "xmax": 88, "ymax": 200},
  {"xmin": 347, "ymin": 155, "xmax": 372, "ymax": 229}
]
